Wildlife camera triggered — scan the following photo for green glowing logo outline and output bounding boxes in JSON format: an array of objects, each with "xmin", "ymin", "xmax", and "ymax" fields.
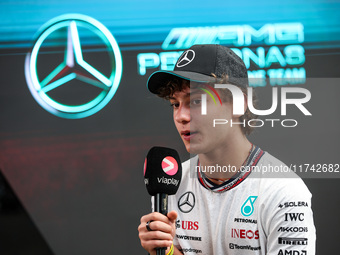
[{"xmin": 25, "ymin": 14, "xmax": 123, "ymax": 119}]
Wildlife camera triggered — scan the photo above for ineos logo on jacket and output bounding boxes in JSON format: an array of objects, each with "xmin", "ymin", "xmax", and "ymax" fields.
[{"xmin": 231, "ymin": 228, "xmax": 259, "ymax": 239}]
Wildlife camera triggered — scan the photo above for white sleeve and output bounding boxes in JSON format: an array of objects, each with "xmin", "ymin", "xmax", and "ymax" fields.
[{"xmin": 262, "ymin": 178, "xmax": 316, "ymax": 255}]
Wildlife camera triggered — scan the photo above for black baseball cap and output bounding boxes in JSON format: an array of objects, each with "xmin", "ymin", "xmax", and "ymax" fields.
[{"xmin": 147, "ymin": 44, "xmax": 248, "ymax": 94}]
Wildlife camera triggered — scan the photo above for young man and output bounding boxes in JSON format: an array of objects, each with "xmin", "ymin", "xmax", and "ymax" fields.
[{"xmin": 138, "ymin": 44, "xmax": 315, "ymax": 255}]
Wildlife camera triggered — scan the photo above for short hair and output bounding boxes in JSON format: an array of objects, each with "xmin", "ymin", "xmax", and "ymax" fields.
[{"xmin": 156, "ymin": 74, "xmax": 258, "ymax": 136}]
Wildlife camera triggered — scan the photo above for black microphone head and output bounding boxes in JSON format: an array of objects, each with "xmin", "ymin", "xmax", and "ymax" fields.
[{"xmin": 144, "ymin": 146, "xmax": 182, "ymax": 196}]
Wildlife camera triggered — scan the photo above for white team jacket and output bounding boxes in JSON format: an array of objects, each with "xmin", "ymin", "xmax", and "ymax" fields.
[{"xmin": 167, "ymin": 149, "xmax": 316, "ymax": 255}]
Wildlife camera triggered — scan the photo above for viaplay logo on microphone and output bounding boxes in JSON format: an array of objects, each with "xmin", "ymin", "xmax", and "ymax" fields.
[
  {"xmin": 158, "ymin": 156, "xmax": 180, "ymax": 186},
  {"xmin": 156, "ymin": 156, "xmax": 179, "ymax": 186},
  {"xmin": 144, "ymin": 146, "xmax": 182, "ymax": 196},
  {"xmin": 144, "ymin": 157, "xmax": 179, "ymax": 185},
  {"xmin": 162, "ymin": 156, "xmax": 178, "ymax": 175}
]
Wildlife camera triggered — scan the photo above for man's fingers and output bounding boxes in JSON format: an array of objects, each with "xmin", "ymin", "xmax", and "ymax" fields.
[
  {"xmin": 143, "ymin": 220, "xmax": 173, "ymax": 233},
  {"xmin": 140, "ymin": 229, "xmax": 173, "ymax": 242},
  {"xmin": 167, "ymin": 210, "xmax": 178, "ymax": 222},
  {"xmin": 138, "ymin": 211, "xmax": 177, "ymax": 254},
  {"xmin": 141, "ymin": 212, "xmax": 172, "ymax": 225}
]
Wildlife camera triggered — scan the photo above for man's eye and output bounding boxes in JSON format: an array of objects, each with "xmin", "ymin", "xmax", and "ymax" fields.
[{"xmin": 170, "ymin": 102, "xmax": 179, "ymax": 108}]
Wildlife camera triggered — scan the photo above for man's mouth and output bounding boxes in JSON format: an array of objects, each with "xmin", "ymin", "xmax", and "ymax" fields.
[{"xmin": 181, "ymin": 131, "xmax": 197, "ymax": 140}]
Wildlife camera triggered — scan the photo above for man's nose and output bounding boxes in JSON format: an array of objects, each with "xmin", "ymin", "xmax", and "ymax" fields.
[{"xmin": 174, "ymin": 104, "xmax": 191, "ymax": 124}]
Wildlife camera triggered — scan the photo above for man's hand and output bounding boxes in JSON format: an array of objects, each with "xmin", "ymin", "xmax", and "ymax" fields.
[{"xmin": 138, "ymin": 211, "xmax": 178, "ymax": 255}]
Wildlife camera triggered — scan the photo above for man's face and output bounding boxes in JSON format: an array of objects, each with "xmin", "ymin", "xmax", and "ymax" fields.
[{"xmin": 169, "ymin": 83, "xmax": 242, "ymax": 155}]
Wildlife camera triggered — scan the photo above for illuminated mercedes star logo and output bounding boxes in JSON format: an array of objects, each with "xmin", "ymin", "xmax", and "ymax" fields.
[
  {"xmin": 25, "ymin": 14, "xmax": 123, "ymax": 119},
  {"xmin": 176, "ymin": 49, "xmax": 195, "ymax": 68},
  {"xmin": 178, "ymin": 191, "xmax": 195, "ymax": 213}
]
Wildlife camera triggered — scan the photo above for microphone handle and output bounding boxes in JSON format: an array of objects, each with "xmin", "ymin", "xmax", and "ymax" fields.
[
  {"xmin": 154, "ymin": 193, "xmax": 168, "ymax": 215},
  {"xmin": 154, "ymin": 193, "xmax": 168, "ymax": 255}
]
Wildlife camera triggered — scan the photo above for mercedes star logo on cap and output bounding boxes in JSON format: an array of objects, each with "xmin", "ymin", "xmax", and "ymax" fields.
[{"xmin": 176, "ymin": 49, "xmax": 195, "ymax": 68}]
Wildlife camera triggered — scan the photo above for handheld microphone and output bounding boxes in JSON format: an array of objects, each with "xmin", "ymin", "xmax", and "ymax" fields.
[{"xmin": 144, "ymin": 146, "xmax": 182, "ymax": 255}]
